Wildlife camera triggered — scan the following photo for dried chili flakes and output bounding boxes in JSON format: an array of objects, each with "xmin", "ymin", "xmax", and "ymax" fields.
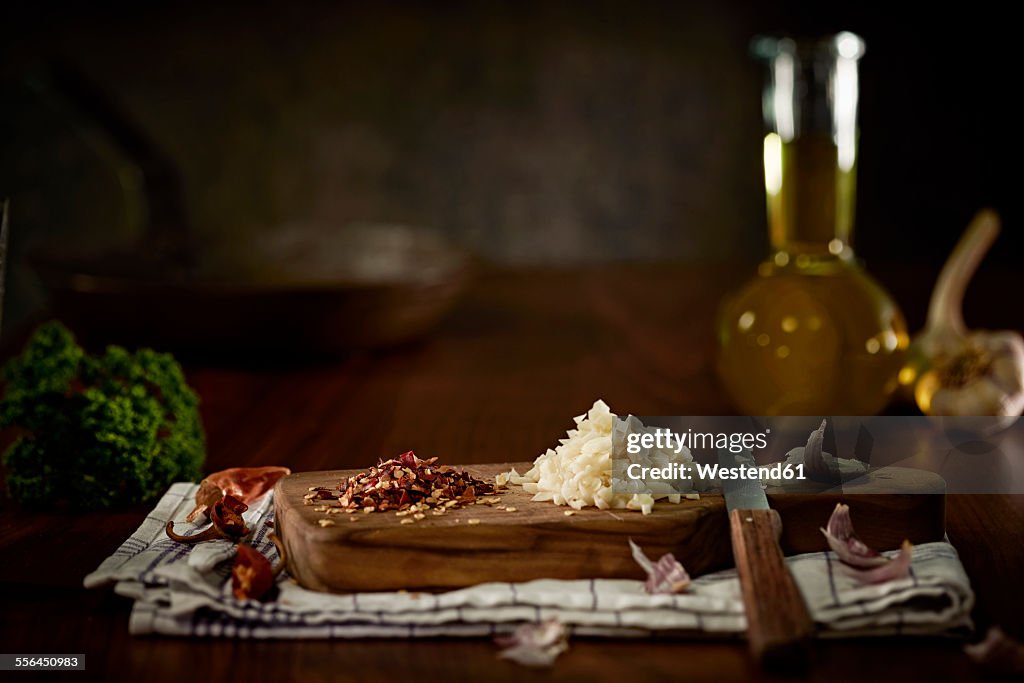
[{"xmin": 327, "ymin": 451, "xmax": 501, "ymax": 514}]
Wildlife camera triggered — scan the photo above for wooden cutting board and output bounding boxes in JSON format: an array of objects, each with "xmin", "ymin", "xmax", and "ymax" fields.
[{"xmin": 273, "ymin": 463, "xmax": 945, "ymax": 593}]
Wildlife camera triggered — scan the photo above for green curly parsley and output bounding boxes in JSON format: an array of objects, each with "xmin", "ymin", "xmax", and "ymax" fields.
[{"xmin": 1, "ymin": 321, "xmax": 206, "ymax": 509}]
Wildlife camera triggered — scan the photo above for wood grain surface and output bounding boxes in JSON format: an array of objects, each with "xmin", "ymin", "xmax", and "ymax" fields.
[
  {"xmin": 0, "ymin": 265, "xmax": 1021, "ymax": 683},
  {"xmin": 728, "ymin": 508, "xmax": 814, "ymax": 669},
  {"xmin": 276, "ymin": 463, "xmax": 730, "ymax": 592},
  {"xmin": 275, "ymin": 464, "xmax": 945, "ymax": 593}
]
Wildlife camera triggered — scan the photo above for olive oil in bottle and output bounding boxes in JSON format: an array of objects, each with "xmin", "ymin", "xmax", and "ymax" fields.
[{"xmin": 717, "ymin": 33, "xmax": 907, "ymax": 415}]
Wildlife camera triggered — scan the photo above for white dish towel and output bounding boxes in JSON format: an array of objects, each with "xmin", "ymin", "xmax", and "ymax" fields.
[{"xmin": 84, "ymin": 483, "xmax": 974, "ymax": 639}]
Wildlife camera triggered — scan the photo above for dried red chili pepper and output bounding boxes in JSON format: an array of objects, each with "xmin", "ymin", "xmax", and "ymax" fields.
[
  {"xmin": 186, "ymin": 466, "xmax": 291, "ymax": 522},
  {"xmin": 232, "ymin": 544, "xmax": 273, "ymax": 600},
  {"xmin": 211, "ymin": 495, "xmax": 250, "ymax": 536},
  {"xmin": 231, "ymin": 533, "xmax": 286, "ymax": 601},
  {"xmin": 328, "ymin": 451, "xmax": 500, "ymax": 514},
  {"xmin": 166, "ymin": 494, "xmax": 251, "ymax": 544}
]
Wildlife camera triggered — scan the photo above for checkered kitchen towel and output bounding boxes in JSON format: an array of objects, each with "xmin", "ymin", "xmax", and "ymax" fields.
[{"xmin": 84, "ymin": 483, "xmax": 974, "ymax": 639}]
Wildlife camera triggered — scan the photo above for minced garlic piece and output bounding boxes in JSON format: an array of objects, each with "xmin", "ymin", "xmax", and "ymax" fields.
[{"xmin": 507, "ymin": 400, "xmax": 710, "ymax": 515}]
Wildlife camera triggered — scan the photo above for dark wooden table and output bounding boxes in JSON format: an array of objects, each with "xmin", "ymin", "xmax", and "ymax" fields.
[{"xmin": 1, "ymin": 265, "xmax": 1021, "ymax": 682}]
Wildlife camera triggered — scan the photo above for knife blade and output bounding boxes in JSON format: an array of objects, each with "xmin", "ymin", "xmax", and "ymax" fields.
[
  {"xmin": 717, "ymin": 447, "xmax": 814, "ymax": 670},
  {"xmin": 718, "ymin": 447, "xmax": 770, "ymax": 512}
]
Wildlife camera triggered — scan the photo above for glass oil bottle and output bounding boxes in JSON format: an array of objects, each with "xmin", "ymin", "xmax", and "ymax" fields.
[{"xmin": 717, "ymin": 33, "xmax": 907, "ymax": 415}]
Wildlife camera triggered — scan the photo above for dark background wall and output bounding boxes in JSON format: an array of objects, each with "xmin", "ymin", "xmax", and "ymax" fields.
[{"xmin": 0, "ymin": 0, "xmax": 1017, "ymax": 325}]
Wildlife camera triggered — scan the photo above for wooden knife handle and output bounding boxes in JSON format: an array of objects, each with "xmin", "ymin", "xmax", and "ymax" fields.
[{"xmin": 729, "ymin": 508, "xmax": 814, "ymax": 670}]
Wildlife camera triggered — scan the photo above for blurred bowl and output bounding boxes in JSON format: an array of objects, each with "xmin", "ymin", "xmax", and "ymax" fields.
[{"xmin": 30, "ymin": 223, "xmax": 473, "ymax": 357}]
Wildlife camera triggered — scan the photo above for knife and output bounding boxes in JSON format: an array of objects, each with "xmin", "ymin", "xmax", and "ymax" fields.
[{"xmin": 717, "ymin": 447, "xmax": 814, "ymax": 669}]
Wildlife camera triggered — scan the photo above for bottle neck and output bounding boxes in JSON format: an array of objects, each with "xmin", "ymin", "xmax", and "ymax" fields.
[
  {"xmin": 763, "ymin": 131, "xmax": 856, "ymax": 265},
  {"xmin": 756, "ymin": 33, "xmax": 864, "ymax": 266}
]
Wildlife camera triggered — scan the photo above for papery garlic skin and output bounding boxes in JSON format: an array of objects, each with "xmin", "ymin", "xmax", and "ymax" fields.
[
  {"xmin": 838, "ymin": 540, "xmax": 913, "ymax": 584},
  {"xmin": 964, "ymin": 627, "xmax": 1024, "ymax": 674},
  {"xmin": 763, "ymin": 422, "xmax": 867, "ymax": 487},
  {"xmin": 629, "ymin": 540, "xmax": 692, "ymax": 594},
  {"xmin": 820, "ymin": 503, "xmax": 887, "ymax": 568},
  {"xmin": 495, "ymin": 619, "xmax": 569, "ymax": 668},
  {"xmin": 821, "ymin": 503, "xmax": 912, "ymax": 584}
]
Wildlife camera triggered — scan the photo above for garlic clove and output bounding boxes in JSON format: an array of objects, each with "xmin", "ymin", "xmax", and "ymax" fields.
[
  {"xmin": 822, "ymin": 504, "xmax": 913, "ymax": 584},
  {"xmin": 839, "ymin": 540, "xmax": 913, "ymax": 584},
  {"xmin": 820, "ymin": 503, "xmax": 888, "ymax": 568},
  {"xmin": 802, "ymin": 419, "xmax": 833, "ymax": 483}
]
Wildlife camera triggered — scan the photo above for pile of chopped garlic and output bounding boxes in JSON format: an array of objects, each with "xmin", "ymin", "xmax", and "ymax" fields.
[{"xmin": 503, "ymin": 400, "xmax": 708, "ymax": 515}]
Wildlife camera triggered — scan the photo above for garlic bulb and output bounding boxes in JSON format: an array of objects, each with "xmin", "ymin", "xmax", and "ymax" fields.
[{"xmin": 906, "ymin": 210, "xmax": 1024, "ymax": 418}]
